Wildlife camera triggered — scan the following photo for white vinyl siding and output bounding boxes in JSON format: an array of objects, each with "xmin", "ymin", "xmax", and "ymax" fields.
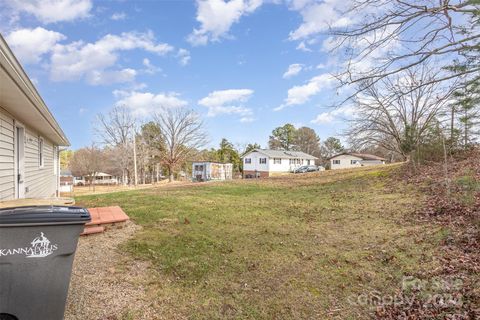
[
  {"xmin": 24, "ymin": 128, "xmax": 56, "ymax": 198},
  {"xmin": 38, "ymin": 136, "xmax": 44, "ymax": 168},
  {"xmin": 330, "ymin": 155, "xmax": 363, "ymax": 170},
  {"xmin": 0, "ymin": 108, "xmax": 15, "ymax": 200},
  {"xmin": 243, "ymin": 150, "xmax": 315, "ymax": 174}
]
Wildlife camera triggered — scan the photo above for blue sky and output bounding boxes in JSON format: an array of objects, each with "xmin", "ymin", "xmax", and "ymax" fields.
[{"xmin": 0, "ymin": 0, "xmax": 353, "ymax": 150}]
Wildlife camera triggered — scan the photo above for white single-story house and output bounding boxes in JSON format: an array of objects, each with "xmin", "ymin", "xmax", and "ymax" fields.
[
  {"xmin": 0, "ymin": 34, "xmax": 69, "ymax": 200},
  {"xmin": 192, "ymin": 162, "xmax": 233, "ymax": 182},
  {"xmin": 242, "ymin": 149, "xmax": 318, "ymax": 178},
  {"xmin": 329, "ymin": 153, "xmax": 387, "ymax": 170},
  {"xmin": 85, "ymin": 172, "xmax": 119, "ymax": 185}
]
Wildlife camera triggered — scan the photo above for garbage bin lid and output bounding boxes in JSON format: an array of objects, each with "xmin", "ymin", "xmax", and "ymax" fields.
[{"xmin": 0, "ymin": 206, "xmax": 91, "ymax": 226}]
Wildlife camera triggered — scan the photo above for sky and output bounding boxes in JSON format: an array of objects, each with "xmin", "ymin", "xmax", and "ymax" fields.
[{"xmin": 0, "ymin": 0, "xmax": 354, "ymax": 150}]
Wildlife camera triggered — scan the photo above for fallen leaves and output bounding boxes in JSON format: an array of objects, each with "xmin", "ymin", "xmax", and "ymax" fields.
[{"xmin": 378, "ymin": 149, "xmax": 480, "ymax": 319}]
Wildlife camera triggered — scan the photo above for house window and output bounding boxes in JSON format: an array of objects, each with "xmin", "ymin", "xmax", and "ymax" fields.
[
  {"xmin": 333, "ymin": 160, "xmax": 340, "ymax": 165},
  {"xmin": 306, "ymin": 160, "xmax": 310, "ymax": 165},
  {"xmin": 351, "ymin": 160, "xmax": 359, "ymax": 165},
  {"xmin": 274, "ymin": 158, "xmax": 281, "ymax": 164},
  {"xmin": 259, "ymin": 158, "xmax": 267, "ymax": 164},
  {"xmin": 194, "ymin": 165, "xmax": 204, "ymax": 171},
  {"xmin": 38, "ymin": 137, "xmax": 44, "ymax": 168},
  {"xmin": 245, "ymin": 158, "xmax": 251, "ymax": 164}
]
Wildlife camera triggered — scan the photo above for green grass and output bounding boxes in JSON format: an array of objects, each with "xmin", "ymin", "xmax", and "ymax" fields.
[{"xmin": 77, "ymin": 166, "xmax": 441, "ymax": 319}]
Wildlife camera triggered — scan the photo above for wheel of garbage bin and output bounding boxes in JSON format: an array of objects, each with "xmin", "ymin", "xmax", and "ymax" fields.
[{"xmin": 0, "ymin": 314, "xmax": 18, "ymax": 320}]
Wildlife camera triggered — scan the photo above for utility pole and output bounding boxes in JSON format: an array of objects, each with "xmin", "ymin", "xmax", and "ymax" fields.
[{"xmin": 132, "ymin": 126, "xmax": 138, "ymax": 187}]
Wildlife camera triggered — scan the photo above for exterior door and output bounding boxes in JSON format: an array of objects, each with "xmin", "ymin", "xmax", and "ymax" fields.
[{"xmin": 16, "ymin": 125, "xmax": 25, "ymax": 198}]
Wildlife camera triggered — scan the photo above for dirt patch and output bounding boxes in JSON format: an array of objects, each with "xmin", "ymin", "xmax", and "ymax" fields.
[{"xmin": 65, "ymin": 221, "xmax": 158, "ymax": 320}]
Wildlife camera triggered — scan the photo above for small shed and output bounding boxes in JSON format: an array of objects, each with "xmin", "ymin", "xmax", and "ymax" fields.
[
  {"xmin": 192, "ymin": 162, "xmax": 233, "ymax": 182},
  {"xmin": 59, "ymin": 169, "xmax": 73, "ymax": 192}
]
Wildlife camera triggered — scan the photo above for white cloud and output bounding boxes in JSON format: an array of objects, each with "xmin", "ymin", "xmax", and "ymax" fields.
[
  {"xmin": 187, "ymin": 0, "xmax": 263, "ymax": 46},
  {"xmin": 289, "ymin": 0, "xmax": 351, "ymax": 41},
  {"xmin": 8, "ymin": 0, "xmax": 93, "ymax": 24},
  {"xmin": 296, "ymin": 41, "xmax": 312, "ymax": 52},
  {"xmin": 113, "ymin": 90, "xmax": 188, "ymax": 116},
  {"xmin": 311, "ymin": 112, "xmax": 334, "ymax": 124},
  {"xmin": 177, "ymin": 49, "xmax": 191, "ymax": 66},
  {"xmin": 87, "ymin": 68, "xmax": 137, "ymax": 85},
  {"xmin": 198, "ymin": 89, "xmax": 254, "ymax": 118},
  {"xmin": 5, "ymin": 27, "xmax": 66, "ymax": 64},
  {"xmin": 198, "ymin": 89, "xmax": 253, "ymax": 108},
  {"xmin": 50, "ymin": 31, "xmax": 174, "ymax": 84},
  {"xmin": 142, "ymin": 58, "xmax": 161, "ymax": 74},
  {"xmin": 311, "ymin": 105, "xmax": 356, "ymax": 124},
  {"xmin": 110, "ymin": 12, "xmax": 126, "ymax": 20},
  {"xmin": 240, "ymin": 116, "xmax": 255, "ymax": 123},
  {"xmin": 283, "ymin": 63, "xmax": 303, "ymax": 79},
  {"xmin": 276, "ymin": 73, "xmax": 335, "ymax": 110}
]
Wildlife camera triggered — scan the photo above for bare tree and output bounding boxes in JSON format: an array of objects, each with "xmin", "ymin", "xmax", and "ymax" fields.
[
  {"xmin": 329, "ymin": 0, "xmax": 479, "ymax": 96},
  {"xmin": 153, "ymin": 108, "xmax": 207, "ymax": 182},
  {"xmin": 347, "ymin": 65, "xmax": 454, "ymax": 161},
  {"xmin": 69, "ymin": 145, "xmax": 107, "ymax": 191},
  {"xmin": 95, "ymin": 105, "xmax": 136, "ymax": 185}
]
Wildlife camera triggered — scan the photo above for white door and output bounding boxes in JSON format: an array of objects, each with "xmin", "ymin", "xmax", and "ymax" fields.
[{"xmin": 16, "ymin": 125, "xmax": 25, "ymax": 198}]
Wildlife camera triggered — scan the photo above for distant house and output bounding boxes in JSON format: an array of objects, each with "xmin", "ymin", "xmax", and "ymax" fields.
[
  {"xmin": 0, "ymin": 34, "xmax": 69, "ymax": 200},
  {"xmin": 85, "ymin": 172, "xmax": 119, "ymax": 185},
  {"xmin": 192, "ymin": 162, "xmax": 233, "ymax": 182},
  {"xmin": 241, "ymin": 149, "xmax": 318, "ymax": 178},
  {"xmin": 329, "ymin": 153, "xmax": 386, "ymax": 170}
]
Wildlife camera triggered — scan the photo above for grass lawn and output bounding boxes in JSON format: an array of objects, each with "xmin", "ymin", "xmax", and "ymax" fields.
[{"xmin": 76, "ymin": 165, "xmax": 444, "ymax": 319}]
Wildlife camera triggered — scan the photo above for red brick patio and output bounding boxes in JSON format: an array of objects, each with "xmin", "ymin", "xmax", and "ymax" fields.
[{"xmin": 81, "ymin": 206, "xmax": 129, "ymax": 235}]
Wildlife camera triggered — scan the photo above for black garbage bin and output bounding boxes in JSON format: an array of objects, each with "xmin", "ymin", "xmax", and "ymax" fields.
[{"xmin": 0, "ymin": 206, "xmax": 90, "ymax": 320}]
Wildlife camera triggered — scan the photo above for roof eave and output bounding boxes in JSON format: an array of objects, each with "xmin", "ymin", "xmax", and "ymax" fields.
[{"xmin": 0, "ymin": 34, "xmax": 70, "ymax": 146}]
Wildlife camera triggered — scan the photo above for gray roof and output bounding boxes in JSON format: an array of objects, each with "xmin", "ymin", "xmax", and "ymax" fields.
[
  {"xmin": 60, "ymin": 169, "xmax": 72, "ymax": 176},
  {"xmin": 243, "ymin": 149, "xmax": 318, "ymax": 160},
  {"xmin": 329, "ymin": 152, "xmax": 387, "ymax": 161}
]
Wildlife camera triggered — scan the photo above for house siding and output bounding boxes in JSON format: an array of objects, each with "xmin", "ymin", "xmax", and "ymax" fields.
[
  {"xmin": 330, "ymin": 155, "xmax": 363, "ymax": 170},
  {"xmin": 242, "ymin": 150, "xmax": 315, "ymax": 177},
  {"xmin": 24, "ymin": 127, "xmax": 57, "ymax": 198},
  {"xmin": 330, "ymin": 155, "xmax": 385, "ymax": 170},
  {"xmin": 0, "ymin": 107, "xmax": 58, "ymax": 200},
  {"xmin": 242, "ymin": 151, "xmax": 270, "ymax": 173},
  {"xmin": 0, "ymin": 108, "xmax": 15, "ymax": 200},
  {"xmin": 360, "ymin": 160, "xmax": 385, "ymax": 166}
]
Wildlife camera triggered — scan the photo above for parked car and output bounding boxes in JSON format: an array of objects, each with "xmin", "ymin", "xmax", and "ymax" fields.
[{"xmin": 293, "ymin": 165, "xmax": 321, "ymax": 173}]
